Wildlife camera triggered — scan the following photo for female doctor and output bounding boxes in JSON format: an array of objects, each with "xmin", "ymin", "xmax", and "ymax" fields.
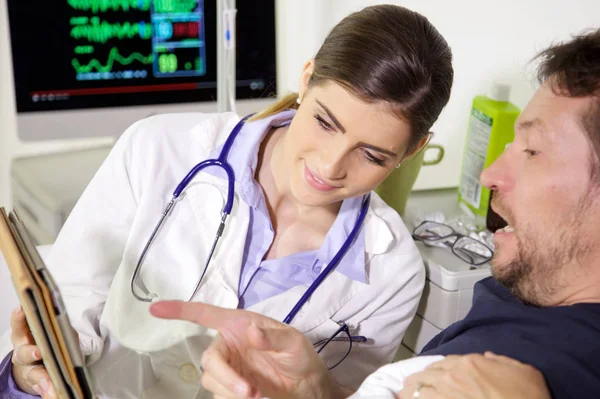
[{"xmin": 2, "ymin": 4, "xmax": 453, "ymax": 399}]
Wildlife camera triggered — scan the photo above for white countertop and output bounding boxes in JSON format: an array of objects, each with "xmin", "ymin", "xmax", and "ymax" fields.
[{"xmin": 403, "ymin": 188, "xmax": 492, "ymax": 291}]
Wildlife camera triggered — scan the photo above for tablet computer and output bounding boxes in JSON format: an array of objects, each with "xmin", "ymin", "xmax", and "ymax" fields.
[{"xmin": 0, "ymin": 208, "xmax": 94, "ymax": 399}]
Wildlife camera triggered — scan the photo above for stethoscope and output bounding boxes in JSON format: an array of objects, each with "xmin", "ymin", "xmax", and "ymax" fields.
[{"xmin": 130, "ymin": 115, "xmax": 371, "ymax": 325}]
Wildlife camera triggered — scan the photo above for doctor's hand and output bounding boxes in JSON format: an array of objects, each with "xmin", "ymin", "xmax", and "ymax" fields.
[
  {"xmin": 150, "ymin": 301, "xmax": 349, "ymax": 399},
  {"xmin": 398, "ymin": 352, "xmax": 551, "ymax": 399},
  {"xmin": 9, "ymin": 306, "xmax": 58, "ymax": 398}
]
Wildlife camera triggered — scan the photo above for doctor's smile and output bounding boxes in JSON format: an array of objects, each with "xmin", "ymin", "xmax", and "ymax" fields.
[{"xmin": 303, "ymin": 163, "xmax": 341, "ymax": 192}]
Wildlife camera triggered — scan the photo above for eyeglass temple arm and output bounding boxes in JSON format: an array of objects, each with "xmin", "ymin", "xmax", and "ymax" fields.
[{"xmin": 313, "ymin": 335, "xmax": 367, "ymax": 347}]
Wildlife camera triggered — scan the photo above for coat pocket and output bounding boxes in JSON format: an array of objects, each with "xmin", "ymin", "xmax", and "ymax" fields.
[{"xmin": 306, "ymin": 318, "xmax": 359, "ymax": 370}]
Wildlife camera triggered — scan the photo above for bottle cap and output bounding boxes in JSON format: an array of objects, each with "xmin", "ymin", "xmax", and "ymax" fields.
[{"xmin": 488, "ymin": 83, "xmax": 510, "ymax": 102}]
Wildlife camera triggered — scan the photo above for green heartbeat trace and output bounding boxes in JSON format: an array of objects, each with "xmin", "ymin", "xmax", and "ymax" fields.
[
  {"xmin": 67, "ymin": 0, "xmax": 152, "ymax": 13},
  {"xmin": 71, "ymin": 17, "xmax": 152, "ymax": 43},
  {"xmin": 153, "ymin": 0, "xmax": 198, "ymax": 13},
  {"xmin": 72, "ymin": 47, "xmax": 153, "ymax": 73}
]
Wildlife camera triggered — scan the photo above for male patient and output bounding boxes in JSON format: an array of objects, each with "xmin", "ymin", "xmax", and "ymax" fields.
[{"xmin": 150, "ymin": 29, "xmax": 600, "ymax": 399}]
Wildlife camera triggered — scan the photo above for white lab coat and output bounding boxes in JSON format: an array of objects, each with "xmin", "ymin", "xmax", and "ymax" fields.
[{"xmin": 0, "ymin": 112, "xmax": 425, "ymax": 399}]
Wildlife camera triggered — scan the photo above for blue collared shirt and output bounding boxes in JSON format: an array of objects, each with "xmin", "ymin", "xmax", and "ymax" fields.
[
  {"xmin": 206, "ymin": 110, "xmax": 366, "ymax": 309},
  {"xmin": 0, "ymin": 354, "xmax": 34, "ymax": 398}
]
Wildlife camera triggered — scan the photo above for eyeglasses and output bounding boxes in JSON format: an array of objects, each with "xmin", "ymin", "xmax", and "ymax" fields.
[
  {"xmin": 313, "ymin": 321, "xmax": 367, "ymax": 370},
  {"xmin": 412, "ymin": 221, "xmax": 494, "ymax": 266}
]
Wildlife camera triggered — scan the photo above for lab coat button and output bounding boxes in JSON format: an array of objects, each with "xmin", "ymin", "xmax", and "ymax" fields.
[{"xmin": 179, "ymin": 363, "xmax": 198, "ymax": 383}]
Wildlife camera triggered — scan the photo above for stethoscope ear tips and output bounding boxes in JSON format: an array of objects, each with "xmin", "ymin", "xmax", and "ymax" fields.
[{"xmin": 149, "ymin": 293, "xmax": 160, "ymax": 302}]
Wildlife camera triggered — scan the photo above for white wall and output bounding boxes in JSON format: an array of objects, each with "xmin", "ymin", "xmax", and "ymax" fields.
[
  {"xmin": 1, "ymin": 0, "xmax": 599, "ymax": 208},
  {"xmin": 276, "ymin": 1, "xmax": 332, "ymax": 94},
  {"xmin": 326, "ymin": 0, "xmax": 600, "ymax": 190}
]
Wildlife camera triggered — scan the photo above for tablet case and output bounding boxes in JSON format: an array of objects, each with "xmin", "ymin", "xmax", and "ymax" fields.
[{"xmin": 0, "ymin": 208, "xmax": 94, "ymax": 399}]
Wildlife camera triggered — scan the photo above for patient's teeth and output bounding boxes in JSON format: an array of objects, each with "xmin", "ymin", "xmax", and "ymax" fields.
[{"xmin": 504, "ymin": 225, "xmax": 514, "ymax": 233}]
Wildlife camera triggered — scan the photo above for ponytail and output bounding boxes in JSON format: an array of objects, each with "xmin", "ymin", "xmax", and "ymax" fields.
[{"xmin": 249, "ymin": 92, "xmax": 299, "ymax": 121}]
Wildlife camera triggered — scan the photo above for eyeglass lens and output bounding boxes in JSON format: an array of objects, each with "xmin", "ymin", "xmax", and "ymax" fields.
[
  {"xmin": 413, "ymin": 221, "xmax": 493, "ymax": 265},
  {"xmin": 413, "ymin": 221, "xmax": 455, "ymax": 240},
  {"xmin": 453, "ymin": 236, "xmax": 493, "ymax": 265},
  {"xmin": 313, "ymin": 324, "xmax": 354, "ymax": 370}
]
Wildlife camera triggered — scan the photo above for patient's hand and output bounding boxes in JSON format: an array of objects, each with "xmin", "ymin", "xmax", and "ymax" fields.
[
  {"xmin": 10, "ymin": 306, "xmax": 58, "ymax": 398},
  {"xmin": 398, "ymin": 352, "xmax": 551, "ymax": 399}
]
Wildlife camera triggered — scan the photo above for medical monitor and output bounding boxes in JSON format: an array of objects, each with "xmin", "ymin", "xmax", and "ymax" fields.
[{"xmin": 6, "ymin": 0, "xmax": 276, "ymax": 141}]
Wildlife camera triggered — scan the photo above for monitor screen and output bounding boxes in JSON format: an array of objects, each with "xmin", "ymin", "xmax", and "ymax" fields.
[{"xmin": 6, "ymin": 0, "xmax": 276, "ymax": 115}]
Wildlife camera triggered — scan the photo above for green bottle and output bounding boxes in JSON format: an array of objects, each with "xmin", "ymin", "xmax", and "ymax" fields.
[{"xmin": 458, "ymin": 84, "xmax": 520, "ymax": 218}]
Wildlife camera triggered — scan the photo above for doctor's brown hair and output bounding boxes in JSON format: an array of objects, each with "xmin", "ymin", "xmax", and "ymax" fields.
[
  {"xmin": 253, "ymin": 4, "xmax": 454, "ymax": 153},
  {"xmin": 535, "ymin": 28, "xmax": 600, "ymax": 176}
]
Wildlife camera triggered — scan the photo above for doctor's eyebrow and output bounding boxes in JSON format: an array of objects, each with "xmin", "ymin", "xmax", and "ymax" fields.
[
  {"xmin": 315, "ymin": 99, "xmax": 397, "ymax": 157},
  {"xmin": 357, "ymin": 142, "xmax": 397, "ymax": 157},
  {"xmin": 315, "ymin": 100, "xmax": 346, "ymax": 133}
]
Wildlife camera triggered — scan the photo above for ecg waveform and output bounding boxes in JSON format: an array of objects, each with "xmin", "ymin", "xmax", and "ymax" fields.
[
  {"xmin": 71, "ymin": 18, "xmax": 152, "ymax": 43},
  {"xmin": 72, "ymin": 47, "xmax": 153, "ymax": 73},
  {"xmin": 67, "ymin": 0, "xmax": 152, "ymax": 13},
  {"xmin": 153, "ymin": 0, "xmax": 198, "ymax": 13},
  {"xmin": 67, "ymin": 0, "xmax": 204, "ymax": 79}
]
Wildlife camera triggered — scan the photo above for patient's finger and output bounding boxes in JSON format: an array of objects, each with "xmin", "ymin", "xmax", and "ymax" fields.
[
  {"xmin": 484, "ymin": 351, "xmax": 528, "ymax": 367},
  {"xmin": 397, "ymin": 383, "xmax": 442, "ymax": 399},
  {"xmin": 12, "ymin": 343, "xmax": 42, "ymax": 366},
  {"xmin": 401, "ymin": 369, "xmax": 446, "ymax": 398},
  {"xmin": 10, "ymin": 306, "xmax": 34, "ymax": 346}
]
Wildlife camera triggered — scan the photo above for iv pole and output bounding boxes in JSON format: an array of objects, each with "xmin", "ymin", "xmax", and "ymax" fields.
[{"xmin": 216, "ymin": 0, "xmax": 237, "ymax": 113}]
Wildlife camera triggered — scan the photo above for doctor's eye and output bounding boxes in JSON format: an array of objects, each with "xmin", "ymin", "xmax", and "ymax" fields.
[
  {"xmin": 314, "ymin": 114, "xmax": 333, "ymax": 131},
  {"xmin": 363, "ymin": 150, "xmax": 386, "ymax": 167}
]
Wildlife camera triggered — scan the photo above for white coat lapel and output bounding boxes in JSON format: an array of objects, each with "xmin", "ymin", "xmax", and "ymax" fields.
[
  {"xmin": 247, "ymin": 207, "xmax": 394, "ymax": 333},
  {"xmin": 183, "ymin": 172, "xmax": 250, "ymax": 304},
  {"xmin": 247, "ymin": 271, "xmax": 367, "ymax": 333},
  {"xmin": 290, "ymin": 273, "xmax": 367, "ymax": 332}
]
